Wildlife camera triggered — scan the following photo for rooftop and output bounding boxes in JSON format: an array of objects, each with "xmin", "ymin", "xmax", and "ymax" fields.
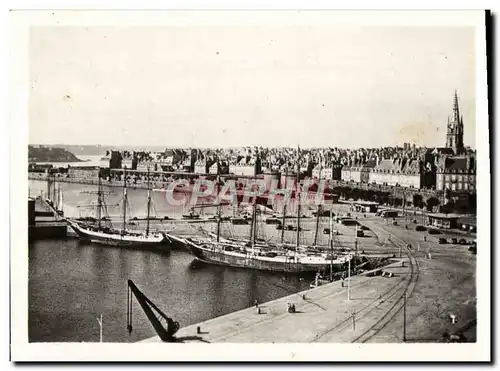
[
  {"xmin": 353, "ymin": 201, "xmax": 379, "ymax": 206},
  {"xmin": 427, "ymin": 213, "xmax": 464, "ymax": 219}
]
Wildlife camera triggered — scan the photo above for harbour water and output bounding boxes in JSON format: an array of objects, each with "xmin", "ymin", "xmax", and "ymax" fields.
[
  {"xmin": 28, "ymin": 179, "xmax": 311, "ymax": 342},
  {"xmin": 32, "ymin": 154, "xmax": 104, "ymax": 168}
]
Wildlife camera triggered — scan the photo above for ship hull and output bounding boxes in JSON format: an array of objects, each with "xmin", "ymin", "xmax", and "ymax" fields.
[
  {"xmin": 175, "ymin": 236, "xmax": 346, "ymax": 274},
  {"xmin": 68, "ymin": 220, "xmax": 168, "ymax": 248}
]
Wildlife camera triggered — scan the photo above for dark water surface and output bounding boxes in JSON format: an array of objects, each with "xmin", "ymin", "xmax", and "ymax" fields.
[
  {"xmin": 29, "ymin": 239, "xmax": 310, "ymax": 342},
  {"xmin": 28, "ymin": 180, "xmax": 310, "ymax": 342}
]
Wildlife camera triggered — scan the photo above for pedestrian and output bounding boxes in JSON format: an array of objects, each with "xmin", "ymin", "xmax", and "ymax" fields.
[{"xmin": 254, "ymin": 299, "xmax": 259, "ymax": 309}]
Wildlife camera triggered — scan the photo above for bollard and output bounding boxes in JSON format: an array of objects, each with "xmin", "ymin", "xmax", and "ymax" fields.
[{"xmin": 197, "ymin": 326, "xmax": 201, "ymax": 334}]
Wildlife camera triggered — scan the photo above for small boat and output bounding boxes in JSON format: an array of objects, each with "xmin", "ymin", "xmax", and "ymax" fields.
[{"xmin": 182, "ymin": 211, "xmax": 200, "ymax": 220}]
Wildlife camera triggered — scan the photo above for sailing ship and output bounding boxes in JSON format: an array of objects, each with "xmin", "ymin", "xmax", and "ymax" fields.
[
  {"xmin": 45, "ymin": 174, "xmax": 65, "ymax": 217},
  {"xmin": 167, "ymin": 150, "xmax": 352, "ymax": 274},
  {"xmin": 67, "ymin": 168, "xmax": 167, "ymax": 247}
]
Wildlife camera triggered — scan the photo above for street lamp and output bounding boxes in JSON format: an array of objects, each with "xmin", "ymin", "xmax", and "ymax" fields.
[
  {"xmin": 347, "ymin": 253, "xmax": 352, "ymax": 301},
  {"xmin": 96, "ymin": 314, "xmax": 103, "ymax": 343}
]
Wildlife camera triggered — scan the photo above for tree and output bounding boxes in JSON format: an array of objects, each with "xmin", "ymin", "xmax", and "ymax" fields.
[
  {"xmin": 426, "ymin": 197, "xmax": 440, "ymax": 212},
  {"xmin": 468, "ymin": 192, "xmax": 477, "ymax": 213},
  {"xmin": 412, "ymin": 193, "xmax": 424, "ymax": 209}
]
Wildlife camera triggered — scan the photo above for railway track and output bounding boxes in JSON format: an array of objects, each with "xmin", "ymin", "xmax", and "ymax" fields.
[
  {"xmin": 350, "ymin": 223, "xmax": 420, "ymax": 343},
  {"xmin": 310, "ymin": 221, "xmax": 420, "ymax": 343}
]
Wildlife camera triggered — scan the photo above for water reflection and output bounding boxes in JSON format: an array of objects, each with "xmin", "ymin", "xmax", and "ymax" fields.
[
  {"xmin": 28, "ymin": 179, "xmax": 313, "ymax": 342},
  {"xmin": 29, "ymin": 238, "xmax": 311, "ymax": 342}
]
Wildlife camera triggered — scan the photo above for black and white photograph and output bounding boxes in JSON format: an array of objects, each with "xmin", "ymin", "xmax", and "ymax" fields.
[{"xmin": 9, "ymin": 9, "xmax": 490, "ymax": 362}]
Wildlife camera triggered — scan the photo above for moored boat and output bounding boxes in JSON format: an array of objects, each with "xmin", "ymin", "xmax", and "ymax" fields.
[
  {"xmin": 67, "ymin": 219, "xmax": 166, "ymax": 246},
  {"xmin": 167, "ymin": 148, "xmax": 351, "ymax": 274},
  {"xmin": 67, "ymin": 168, "xmax": 168, "ymax": 248},
  {"xmin": 168, "ymin": 233, "xmax": 350, "ymax": 273}
]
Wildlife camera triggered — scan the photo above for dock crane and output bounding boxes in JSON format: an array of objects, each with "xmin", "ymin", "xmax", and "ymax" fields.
[{"xmin": 126, "ymin": 280, "xmax": 180, "ymax": 342}]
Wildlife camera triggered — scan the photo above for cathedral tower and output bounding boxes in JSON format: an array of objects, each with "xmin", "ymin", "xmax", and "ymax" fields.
[{"xmin": 445, "ymin": 90, "xmax": 465, "ymax": 154}]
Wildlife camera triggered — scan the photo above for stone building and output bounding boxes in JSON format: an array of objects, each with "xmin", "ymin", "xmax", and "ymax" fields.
[
  {"xmin": 369, "ymin": 157, "xmax": 423, "ymax": 188},
  {"xmin": 436, "ymin": 154, "xmax": 476, "ymax": 192},
  {"xmin": 229, "ymin": 156, "xmax": 262, "ymax": 176},
  {"xmin": 341, "ymin": 159, "xmax": 375, "ymax": 183}
]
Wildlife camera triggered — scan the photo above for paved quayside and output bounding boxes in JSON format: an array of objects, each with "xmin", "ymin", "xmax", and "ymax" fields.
[
  {"xmin": 140, "ymin": 252, "xmax": 416, "ymax": 343},
  {"xmin": 140, "ymin": 215, "xmax": 476, "ymax": 343}
]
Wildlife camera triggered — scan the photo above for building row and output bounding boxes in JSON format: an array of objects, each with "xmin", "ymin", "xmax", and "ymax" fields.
[{"xmin": 339, "ymin": 153, "xmax": 476, "ymax": 191}]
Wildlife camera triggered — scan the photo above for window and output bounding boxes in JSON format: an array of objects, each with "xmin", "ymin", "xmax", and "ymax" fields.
[
  {"xmin": 464, "ymin": 183, "xmax": 469, "ymax": 190},
  {"xmin": 451, "ymin": 183, "xmax": 456, "ymax": 191},
  {"xmin": 451, "ymin": 174, "xmax": 456, "ymax": 181},
  {"xmin": 457, "ymin": 183, "xmax": 462, "ymax": 190},
  {"xmin": 458, "ymin": 175, "xmax": 463, "ymax": 181},
  {"xmin": 445, "ymin": 175, "xmax": 450, "ymax": 181}
]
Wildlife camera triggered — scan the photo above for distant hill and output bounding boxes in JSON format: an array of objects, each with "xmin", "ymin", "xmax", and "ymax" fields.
[
  {"xmin": 30, "ymin": 144, "xmax": 168, "ymax": 155},
  {"xmin": 28, "ymin": 146, "xmax": 83, "ymax": 162},
  {"xmin": 44, "ymin": 144, "xmax": 106, "ymax": 156}
]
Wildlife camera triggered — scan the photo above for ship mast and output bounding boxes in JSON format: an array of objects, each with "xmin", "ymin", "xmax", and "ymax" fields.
[
  {"xmin": 122, "ymin": 167, "xmax": 128, "ymax": 234},
  {"xmin": 59, "ymin": 189, "xmax": 64, "ymax": 215},
  {"xmin": 97, "ymin": 173, "xmax": 103, "ymax": 229},
  {"xmin": 313, "ymin": 164, "xmax": 322, "ymax": 247},
  {"xmin": 146, "ymin": 167, "xmax": 151, "ymax": 236},
  {"xmin": 295, "ymin": 146, "xmax": 301, "ymax": 252},
  {"xmin": 329, "ymin": 207, "xmax": 334, "ymax": 281},
  {"xmin": 314, "ymin": 205, "xmax": 321, "ymax": 247},
  {"xmin": 216, "ymin": 168, "xmax": 221, "ymax": 243},
  {"xmin": 253, "ymin": 199, "xmax": 258, "ymax": 247},
  {"xmin": 57, "ymin": 187, "xmax": 62, "ymax": 212},
  {"xmin": 52, "ymin": 176, "xmax": 57, "ymax": 206},
  {"xmin": 280, "ymin": 171, "xmax": 287, "ymax": 245},
  {"xmin": 251, "ymin": 195, "xmax": 257, "ymax": 249}
]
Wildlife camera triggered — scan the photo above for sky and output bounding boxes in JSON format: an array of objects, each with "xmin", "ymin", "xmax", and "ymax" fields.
[{"xmin": 29, "ymin": 26, "xmax": 476, "ymax": 149}]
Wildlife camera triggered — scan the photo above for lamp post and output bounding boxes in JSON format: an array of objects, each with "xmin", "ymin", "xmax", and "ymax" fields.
[
  {"xmin": 403, "ymin": 294, "xmax": 407, "ymax": 342},
  {"xmin": 96, "ymin": 314, "xmax": 103, "ymax": 343},
  {"xmin": 347, "ymin": 253, "xmax": 351, "ymax": 301}
]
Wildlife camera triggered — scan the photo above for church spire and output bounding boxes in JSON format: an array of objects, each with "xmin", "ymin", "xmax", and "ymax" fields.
[
  {"xmin": 452, "ymin": 89, "xmax": 460, "ymax": 123},
  {"xmin": 446, "ymin": 89, "xmax": 464, "ymax": 154}
]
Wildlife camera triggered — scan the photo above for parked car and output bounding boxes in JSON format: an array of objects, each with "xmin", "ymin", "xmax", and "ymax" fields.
[
  {"xmin": 265, "ymin": 218, "xmax": 281, "ymax": 225},
  {"xmin": 323, "ymin": 228, "xmax": 330, "ymax": 235},
  {"xmin": 415, "ymin": 225, "xmax": 427, "ymax": 232},
  {"xmin": 392, "ymin": 221, "xmax": 398, "ymax": 226},
  {"xmin": 412, "ymin": 219, "xmax": 418, "ymax": 224},
  {"xmin": 438, "ymin": 238, "xmax": 447, "ymax": 244},
  {"xmin": 451, "ymin": 238, "xmax": 458, "ymax": 244},
  {"xmin": 360, "ymin": 225, "xmax": 369, "ymax": 231},
  {"xmin": 469, "ymin": 244, "xmax": 477, "ymax": 254},
  {"xmin": 356, "ymin": 230, "xmax": 364, "ymax": 237},
  {"xmin": 459, "ymin": 238, "xmax": 467, "ymax": 245},
  {"xmin": 428, "ymin": 229, "xmax": 441, "ymax": 235}
]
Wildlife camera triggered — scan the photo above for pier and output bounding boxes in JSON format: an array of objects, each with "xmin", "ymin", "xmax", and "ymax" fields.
[
  {"xmin": 139, "ymin": 219, "xmax": 476, "ymax": 344},
  {"xmin": 28, "ymin": 197, "xmax": 67, "ymax": 240},
  {"xmin": 141, "ymin": 258, "xmax": 411, "ymax": 343}
]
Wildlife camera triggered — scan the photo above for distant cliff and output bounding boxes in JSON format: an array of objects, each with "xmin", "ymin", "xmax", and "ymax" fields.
[{"xmin": 28, "ymin": 146, "xmax": 83, "ymax": 162}]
